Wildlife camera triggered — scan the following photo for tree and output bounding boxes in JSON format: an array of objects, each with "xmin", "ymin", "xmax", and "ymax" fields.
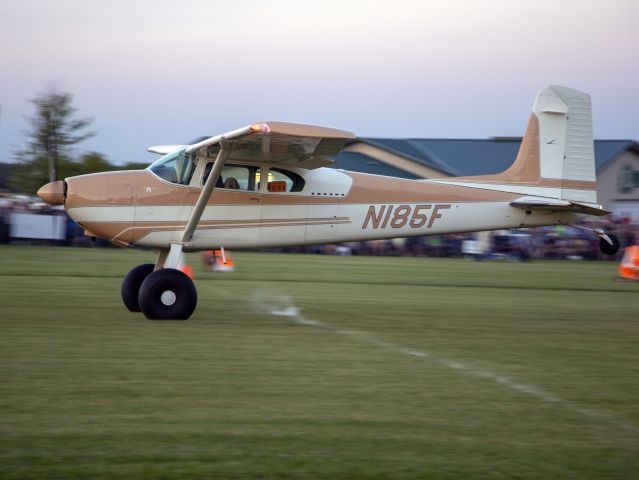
[
  {"xmin": 11, "ymin": 90, "xmax": 95, "ymax": 191},
  {"xmin": 8, "ymin": 151, "xmax": 118, "ymax": 195}
]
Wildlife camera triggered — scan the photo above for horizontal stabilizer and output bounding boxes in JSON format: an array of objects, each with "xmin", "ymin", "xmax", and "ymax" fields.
[{"xmin": 511, "ymin": 196, "xmax": 610, "ymax": 216}]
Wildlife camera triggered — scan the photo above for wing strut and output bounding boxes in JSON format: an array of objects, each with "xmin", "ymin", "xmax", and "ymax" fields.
[
  {"xmin": 182, "ymin": 142, "xmax": 230, "ymax": 244},
  {"xmin": 162, "ymin": 142, "xmax": 231, "ymax": 269}
]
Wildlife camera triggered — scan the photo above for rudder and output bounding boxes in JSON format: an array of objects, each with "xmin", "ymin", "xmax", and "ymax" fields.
[{"xmin": 533, "ymin": 85, "xmax": 597, "ymax": 204}]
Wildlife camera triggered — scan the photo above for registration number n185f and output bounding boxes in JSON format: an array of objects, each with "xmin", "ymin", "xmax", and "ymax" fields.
[{"xmin": 362, "ymin": 204, "xmax": 451, "ymax": 229}]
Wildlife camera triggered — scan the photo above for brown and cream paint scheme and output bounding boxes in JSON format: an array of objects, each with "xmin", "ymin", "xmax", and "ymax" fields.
[{"xmin": 37, "ymin": 86, "xmax": 619, "ymax": 320}]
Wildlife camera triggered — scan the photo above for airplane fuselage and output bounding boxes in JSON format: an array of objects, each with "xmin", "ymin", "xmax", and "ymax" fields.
[{"xmin": 63, "ymin": 166, "xmax": 579, "ymax": 250}]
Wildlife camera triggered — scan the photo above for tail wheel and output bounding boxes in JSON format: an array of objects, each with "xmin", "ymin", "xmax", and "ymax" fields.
[
  {"xmin": 600, "ymin": 234, "xmax": 620, "ymax": 256},
  {"xmin": 138, "ymin": 269, "xmax": 197, "ymax": 320},
  {"xmin": 121, "ymin": 263, "xmax": 155, "ymax": 312}
]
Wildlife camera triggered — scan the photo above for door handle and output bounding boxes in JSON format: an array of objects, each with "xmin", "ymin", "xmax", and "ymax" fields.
[{"xmin": 249, "ymin": 197, "xmax": 260, "ymax": 202}]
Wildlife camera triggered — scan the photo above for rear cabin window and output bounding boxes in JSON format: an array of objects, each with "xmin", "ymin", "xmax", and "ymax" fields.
[
  {"xmin": 148, "ymin": 149, "xmax": 195, "ymax": 185},
  {"xmin": 203, "ymin": 163, "xmax": 259, "ymax": 191},
  {"xmin": 267, "ymin": 168, "xmax": 305, "ymax": 193}
]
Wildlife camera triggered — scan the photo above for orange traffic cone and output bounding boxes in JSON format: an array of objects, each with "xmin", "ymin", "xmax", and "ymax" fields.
[
  {"xmin": 213, "ymin": 249, "xmax": 235, "ymax": 272},
  {"xmin": 179, "ymin": 265, "xmax": 194, "ymax": 279},
  {"xmin": 177, "ymin": 252, "xmax": 194, "ymax": 279},
  {"xmin": 619, "ymin": 246, "xmax": 639, "ymax": 281}
]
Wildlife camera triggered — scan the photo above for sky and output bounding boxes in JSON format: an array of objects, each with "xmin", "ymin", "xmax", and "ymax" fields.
[{"xmin": 0, "ymin": 0, "xmax": 638, "ymax": 166}]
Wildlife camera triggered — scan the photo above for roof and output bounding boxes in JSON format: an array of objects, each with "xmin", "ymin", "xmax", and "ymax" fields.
[
  {"xmin": 334, "ymin": 151, "xmax": 421, "ymax": 179},
  {"xmin": 333, "ymin": 138, "xmax": 639, "ymax": 178},
  {"xmin": 356, "ymin": 138, "xmax": 461, "ymax": 175},
  {"xmin": 594, "ymin": 140, "xmax": 639, "ymax": 171}
]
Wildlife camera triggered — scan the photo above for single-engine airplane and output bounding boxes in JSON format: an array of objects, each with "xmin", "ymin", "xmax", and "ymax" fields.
[{"xmin": 37, "ymin": 85, "xmax": 620, "ymax": 320}]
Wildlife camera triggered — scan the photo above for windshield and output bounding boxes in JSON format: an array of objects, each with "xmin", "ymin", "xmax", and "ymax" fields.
[{"xmin": 148, "ymin": 148, "xmax": 195, "ymax": 185}]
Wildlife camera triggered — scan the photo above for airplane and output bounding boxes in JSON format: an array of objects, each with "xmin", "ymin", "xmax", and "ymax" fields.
[{"xmin": 37, "ymin": 85, "xmax": 620, "ymax": 320}]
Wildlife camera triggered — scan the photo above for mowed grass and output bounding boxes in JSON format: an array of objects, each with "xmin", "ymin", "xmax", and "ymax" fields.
[{"xmin": 1, "ymin": 245, "xmax": 639, "ymax": 479}]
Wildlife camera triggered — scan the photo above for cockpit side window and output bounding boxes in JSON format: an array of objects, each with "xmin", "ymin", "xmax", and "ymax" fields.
[
  {"xmin": 202, "ymin": 163, "xmax": 260, "ymax": 191},
  {"xmin": 148, "ymin": 148, "xmax": 196, "ymax": 185},
  {"xmin": 267, "ymin": 168, "xmax": 305, "ymax": 193}
]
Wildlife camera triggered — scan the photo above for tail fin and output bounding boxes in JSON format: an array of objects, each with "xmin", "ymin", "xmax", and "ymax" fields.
[
  {"xmin": 533, "ymin": 85, "xmax": 597, "ymax": 203},
  {"xmin": 463, "ymin": 86, "xmax": 598, "ymax": 204}
]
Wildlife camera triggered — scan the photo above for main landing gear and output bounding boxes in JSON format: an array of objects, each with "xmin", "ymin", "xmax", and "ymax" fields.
[{"xmin": 121, "ymin": 264, "xmax": 198, "ymax": 320}]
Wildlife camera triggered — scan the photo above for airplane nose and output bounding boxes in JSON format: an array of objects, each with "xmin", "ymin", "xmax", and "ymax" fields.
[{"xmin": 37, "ymin": 181, "xmax": 65, "ymax": 205}]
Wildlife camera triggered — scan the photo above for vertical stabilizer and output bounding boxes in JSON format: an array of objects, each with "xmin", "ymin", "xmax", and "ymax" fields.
[{"xmin": 533, "ymin": 85, "xmax": 597, "ymax": 203}]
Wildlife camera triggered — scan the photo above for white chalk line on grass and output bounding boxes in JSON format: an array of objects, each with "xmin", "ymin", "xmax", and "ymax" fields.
[{"xmin": 260, "ymin": 294, "xmax": 638, "ymax": 434}]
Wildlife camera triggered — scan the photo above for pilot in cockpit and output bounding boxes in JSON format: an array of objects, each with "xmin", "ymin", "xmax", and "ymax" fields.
[{"xmin": 223, "ymin": 177, "xmax": 240, "ymax": 189}]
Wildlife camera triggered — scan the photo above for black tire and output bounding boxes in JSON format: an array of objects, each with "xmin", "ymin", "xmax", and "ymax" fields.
[
  {"xmin": 600, "ymin": 234, "xmax": 620, "ymax": 256},
  {"xmin": 121, "ymin": 263, "xmax": 155, "ymax": 312},
  {"xmin": 138, "ymin": 269, "xmax": 197, "ymax": 320}
]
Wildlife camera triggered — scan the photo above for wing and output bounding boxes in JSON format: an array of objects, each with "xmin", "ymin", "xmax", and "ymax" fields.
[
  {"xmin": 147, "ymin": 145, "xmax": 187, "ymax": 155},
  {"xmin": 510, "ymin": 196, "xmax": 611, "ymax": 216},
  {"xmin": 186, "ymin": 121, "xmax": 356, "ymax": 169}
]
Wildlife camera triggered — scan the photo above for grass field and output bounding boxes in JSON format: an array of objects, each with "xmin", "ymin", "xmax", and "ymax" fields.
[{"xmin": 1, "ymin": 245, "xmax": 639, "ymax": 479}]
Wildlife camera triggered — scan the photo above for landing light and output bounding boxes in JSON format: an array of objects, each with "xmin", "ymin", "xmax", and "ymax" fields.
[{"xmin": 250, "ymin": 123, "xmax": 270, "ymax": 133}]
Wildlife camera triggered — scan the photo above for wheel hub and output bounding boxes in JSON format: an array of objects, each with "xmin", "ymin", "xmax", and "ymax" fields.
[{"xmin": 160, "ymin": 290, "xmax": 177, "ymax": 306}]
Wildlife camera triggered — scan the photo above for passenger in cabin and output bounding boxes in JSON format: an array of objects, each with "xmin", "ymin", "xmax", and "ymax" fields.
[{"xmin": 223, "ymin": 177, "xmax": 240, "ymax": 190}]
